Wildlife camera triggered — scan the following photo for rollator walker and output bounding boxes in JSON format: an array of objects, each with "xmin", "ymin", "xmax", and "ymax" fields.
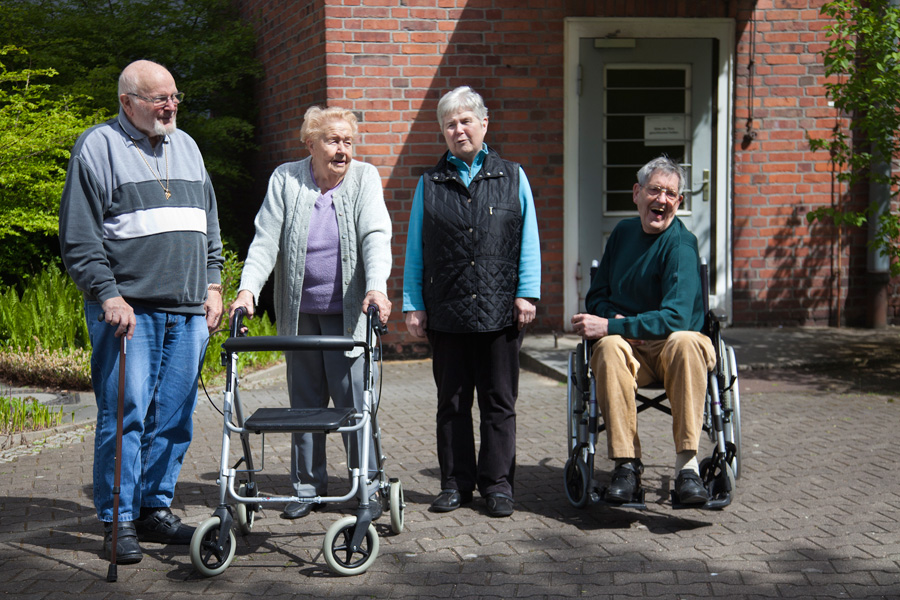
[
  {"xmin": 564, "ymin": 259, "xmax": 742, "ymax": 510},
  {"xmin": 190, "ymin": 305, "xmax": 404, "ymax": 576}
]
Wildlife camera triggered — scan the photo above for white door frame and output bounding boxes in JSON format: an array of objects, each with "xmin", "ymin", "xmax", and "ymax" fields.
[{"xmin": 563, "ymin": 18, "xmax": 735, "ymax": 328}]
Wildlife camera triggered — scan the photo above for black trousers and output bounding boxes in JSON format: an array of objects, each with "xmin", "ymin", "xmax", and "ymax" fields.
[{"xmin": 427, "ymin": 325, "xmax": 524, "ymax": 498}]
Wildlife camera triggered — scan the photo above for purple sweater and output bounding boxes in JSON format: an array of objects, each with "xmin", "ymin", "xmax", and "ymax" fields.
[{"xmin": 299, "ymin": 175, "xmax": 343, "ymax": 314}]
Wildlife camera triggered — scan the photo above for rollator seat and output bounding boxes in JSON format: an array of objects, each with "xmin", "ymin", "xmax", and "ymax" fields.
[{"xmin": 243, "ymin": 407, "xmax": 357, "ymax": 433}]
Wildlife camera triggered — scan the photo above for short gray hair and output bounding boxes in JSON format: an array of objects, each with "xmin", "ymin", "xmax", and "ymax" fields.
[
  {"xmin": 300, "ymin": 106, "xmax": 359, "ymax": 143},
  {"xmin": 636, "ymin": 156, "xmax": 687, "ymax": 196},
  {"xmin": 437, "ymin": 86, "xmax": 488, "ymax": 125}
]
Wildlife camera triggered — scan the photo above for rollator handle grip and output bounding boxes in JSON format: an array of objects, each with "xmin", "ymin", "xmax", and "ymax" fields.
[
  {"xmin": 230, "ymin": 307, "xmax": 247, "ymax": 338},
  {"xmin": 367, "ymin": 304, "xmax": 387, "ymax": 335}
]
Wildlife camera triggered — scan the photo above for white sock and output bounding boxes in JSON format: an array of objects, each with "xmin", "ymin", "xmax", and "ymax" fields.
[{"xmin": 675, "ymin": 451, "xmax": 698, "ymax": 475}]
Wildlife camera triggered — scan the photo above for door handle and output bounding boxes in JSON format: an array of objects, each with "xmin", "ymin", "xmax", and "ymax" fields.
[{"xmin": 688, "ymin": 169, "xmax": 710, "ymax": 202}]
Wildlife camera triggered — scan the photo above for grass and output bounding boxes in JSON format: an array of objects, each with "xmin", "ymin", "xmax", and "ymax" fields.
[
  {"xmin": 0, "ymin": 393, "xmax": 68, "ymax": 435},
  {"xmin": 0, "ymin": 246, "xmax": 282, "ymax": 392}
]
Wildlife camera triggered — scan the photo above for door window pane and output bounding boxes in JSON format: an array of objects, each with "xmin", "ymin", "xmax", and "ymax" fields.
[{"xmin": 603, "ymin": 65, "xmax": 691, "ymax": 215}]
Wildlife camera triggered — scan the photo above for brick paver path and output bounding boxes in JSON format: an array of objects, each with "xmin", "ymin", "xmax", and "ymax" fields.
[{"xmin": 1, "ymin": 360, "xmax": 899, "ymax": 598}]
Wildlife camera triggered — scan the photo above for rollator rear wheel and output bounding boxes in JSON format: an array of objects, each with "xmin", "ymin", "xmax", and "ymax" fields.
[
  {"xmin": 322, "ymin": 515, "xmax": 379, "ymax": 576},
  {"xmin": 388, "ymin": 478, "xmax": 405, "ymax": 534},
  {"xmin": 564, "ymin": 447, "xmax": 592, "ymax": 508},
  {"xmin": 190, "ymin": 516, "xmax": 237, "ymax": 577},
  {"xmin": 723, "ymin": 346, "xmax": 742, "ymax": 478},
  {"xmin": 236, "ymin": 483, "xmax": 258, "ymax": 535}
]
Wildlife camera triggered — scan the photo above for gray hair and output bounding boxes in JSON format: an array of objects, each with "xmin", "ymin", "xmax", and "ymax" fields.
[
  {"xmin": 437, "ymin": 86, "xmax": 488, "ymax": 125},
  {"xmin": 300, "ymin": 106, "xmax": 359, "ymax": 143},
  {"xmin": 636, "ymin": 156, "xmax": 687, "ymax": 196}
]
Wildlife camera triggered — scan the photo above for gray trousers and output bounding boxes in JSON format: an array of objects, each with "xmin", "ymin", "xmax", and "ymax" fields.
[{"xmin": 286, "ymin": 312, "xmax": 377, "ymax": 497}]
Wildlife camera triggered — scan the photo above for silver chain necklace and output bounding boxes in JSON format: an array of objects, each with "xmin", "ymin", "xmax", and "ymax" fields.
[{"xmin": 131, "ymin": 138, "xmax": 171, "ymax": 200}]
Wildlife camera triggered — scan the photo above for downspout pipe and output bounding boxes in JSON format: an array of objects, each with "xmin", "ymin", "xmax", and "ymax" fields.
[{"xmin": 867, "ymin": 0, "xmax": 899, "ymax": 328}]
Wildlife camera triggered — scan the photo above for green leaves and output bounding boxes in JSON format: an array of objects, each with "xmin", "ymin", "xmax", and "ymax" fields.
[
  {"xmin": 0, "ymin": 46, "xmax": 106, "ymax": 240},
  {"xmin": 807, "ymin": 0, "xmax": 900, "ymax": 276},
  {"xmin": 0, "ymin": 0, "xmax": 262, "ymax": 284}
]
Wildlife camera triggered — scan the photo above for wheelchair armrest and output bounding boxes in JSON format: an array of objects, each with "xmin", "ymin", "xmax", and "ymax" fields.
[{"xmin": 709, "ymin": 307, "xmax": 728, "ymax": 323}]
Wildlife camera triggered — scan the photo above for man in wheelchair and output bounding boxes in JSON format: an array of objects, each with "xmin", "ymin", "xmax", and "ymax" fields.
[{"xmin": 571, "ymin": 156, "xmax": 716, "ymax": 506}]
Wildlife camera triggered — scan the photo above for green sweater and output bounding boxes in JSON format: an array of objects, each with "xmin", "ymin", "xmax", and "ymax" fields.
[{"xmin": 585, "ymin": 217, "xmax": 705, "ymax": 340}]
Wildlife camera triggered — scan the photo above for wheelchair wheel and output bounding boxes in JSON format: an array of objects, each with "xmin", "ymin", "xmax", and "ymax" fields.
[
  {"xmin": 322, "ymin": 515, "xmax": 380, "ymax": 576},
  {"xmin": 388, "ymin": 478, "xmax": 405, "ymax": 534},
  {"xmin": 566, "ymin": 350, "xmax": 580, "ymax": 454},
  {"xmin": 723, "ymin": 345, "xmax": 742, "ymax": 479},
  {"xmin": 564, "ymin": 446, "xmax": 593, "ymax": 509},
  {"xmin": 699, "ymin": 456, "xmax": 736, "ymax": 499},
  {"xmin": 190, "ymin": 516, "xmax": 237, "ymax": 577},
  {"xmin": 236, "ymin": 483, "xmax": 258, "ymax": 535}
]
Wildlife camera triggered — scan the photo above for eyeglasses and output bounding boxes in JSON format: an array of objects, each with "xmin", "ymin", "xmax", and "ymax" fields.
[
  {"xmin": 127, "ymin": 92, "xmax": 184, "ymax": 107},
  {"xmin": 642, "ymin": 184, "xmax": 681, "ymax": 200}
]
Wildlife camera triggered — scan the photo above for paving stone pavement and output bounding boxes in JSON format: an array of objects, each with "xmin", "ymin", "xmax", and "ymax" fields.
[{"xmin": 1, "ymin": 353, "xmax": 900, "ymax": 599}]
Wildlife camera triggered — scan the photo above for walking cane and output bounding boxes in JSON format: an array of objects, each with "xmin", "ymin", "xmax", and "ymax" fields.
[{"xmin": 107, "ymin": 335, "xmax": 126, "ymax": 582}]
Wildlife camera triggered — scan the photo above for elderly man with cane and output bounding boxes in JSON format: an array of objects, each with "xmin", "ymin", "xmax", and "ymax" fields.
[{"xmin": 59, "ymin": 59, "xmax": 224, "ymax": 570}]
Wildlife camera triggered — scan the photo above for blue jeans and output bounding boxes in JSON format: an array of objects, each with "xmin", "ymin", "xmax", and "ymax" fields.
[{"xmin": 85, "ymin": 302, "xmax": 208, "ymax": 522}]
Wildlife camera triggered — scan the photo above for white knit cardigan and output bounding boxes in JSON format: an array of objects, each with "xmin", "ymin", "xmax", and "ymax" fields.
[{"xmin": 238, "ymin": 157, "xmax": 392, "ymax": 356}]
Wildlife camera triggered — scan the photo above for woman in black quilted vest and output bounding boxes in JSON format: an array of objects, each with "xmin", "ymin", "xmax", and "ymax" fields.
[{"xmin": 401, "ymin": 86, "xmax": 542, "ymax": 518}]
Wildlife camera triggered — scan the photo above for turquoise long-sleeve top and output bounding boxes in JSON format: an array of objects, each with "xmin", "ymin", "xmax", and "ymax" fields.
[
  {"xmin": 402, "ymin": 144, "xmax": 542, "ymax": 312},
  {"xmin": 586, "ymin": 217, "xmax": 705, "ymax": 340}
]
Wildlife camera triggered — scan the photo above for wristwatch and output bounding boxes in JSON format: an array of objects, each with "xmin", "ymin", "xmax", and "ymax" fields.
[{"xmin": 207, "ymin": 284, "xmax": 223, "ymax": 293}]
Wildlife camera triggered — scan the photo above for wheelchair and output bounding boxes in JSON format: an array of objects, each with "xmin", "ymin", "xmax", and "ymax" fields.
[{"xmin": 564, "ymin": 259, "xmax": 742, "ymax": 510}]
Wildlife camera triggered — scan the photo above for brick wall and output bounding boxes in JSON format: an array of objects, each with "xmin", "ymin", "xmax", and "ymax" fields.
[{"xmin": 235, "ymin": 0, "xmax": 899, "ymax": 351}]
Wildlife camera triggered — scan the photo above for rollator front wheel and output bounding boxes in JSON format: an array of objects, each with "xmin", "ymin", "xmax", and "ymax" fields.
[
  {"xmin": 236, "ymin": 483, "xmax": 258, "ymax": 535},
  {"xmin": 190, "ymin": 516, "xmax": 237, "ymax": 577},
  {"xmin": 322, "ymin": 515, "xmax": 380, "ymax": 576},
  {"xmin": 564, "ymin": 448, "xmax": 592, "ymax": 508},
  {"xmin": 388, "ymin": 478, "xmax": 405, "ymax": 534}
]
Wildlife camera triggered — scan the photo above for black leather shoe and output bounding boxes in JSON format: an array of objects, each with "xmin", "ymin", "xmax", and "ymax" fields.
[
  {"xmin": 485, "ymin": 493, "xmax": 514, "ymax": 518},
  {"xmin": 429, "ymin": 489, "xmax": 473, "ymax": 513},
  {"xmin": 281, "ymin": 501, "xmax": 323, "ymax": 519},
  {"xmin": 675, "ymin": 469, "xmax": 709, "ymax": 505},
  {"xmin": 103, "ymin": 521, "xmax": 143, "ymax": 565},
  {"xmin": 605, "ymin": 460, "xmax": 643, "ymax": 503},
  {"xmin": 135, "ymin": 507, "xmax": 195, "ymax": 544},
  {"xmin": 363, "ymin": 493, "xmax": 383, "ymax": 521}
]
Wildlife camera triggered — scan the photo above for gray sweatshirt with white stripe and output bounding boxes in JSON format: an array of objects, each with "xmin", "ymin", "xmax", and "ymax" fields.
[{"xmin": 59, "ymin": 110, "xmax": 223, "ymax": 314}]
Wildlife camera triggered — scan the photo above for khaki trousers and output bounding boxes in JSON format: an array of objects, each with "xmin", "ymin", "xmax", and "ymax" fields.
[{"xmin": 590, "ymin": 331, "xmax": 716, "ymax": 460}]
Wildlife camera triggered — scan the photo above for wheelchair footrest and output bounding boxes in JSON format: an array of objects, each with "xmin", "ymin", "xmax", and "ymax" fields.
[
  {"xmin": 670, "ymin": 489, "xmax": 732, "ymax": 510},
  {"xmin": 243, "ymin": 407, "xmax": 357, "ymax": 433},
  {"xmin": 597, "ymin": 485, "xmax": 647, "ymax": 510}
]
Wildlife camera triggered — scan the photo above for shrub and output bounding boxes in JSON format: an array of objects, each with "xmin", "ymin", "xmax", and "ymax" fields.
[{"xmin": 0, "ymin": 249, "xmax": 281, "ymax": 390}]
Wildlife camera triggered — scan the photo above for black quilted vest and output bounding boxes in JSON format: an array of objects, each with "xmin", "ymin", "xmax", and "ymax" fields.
[{"xmin": 422, "ymin": 150, "xmax": 522, "ymax": 333}]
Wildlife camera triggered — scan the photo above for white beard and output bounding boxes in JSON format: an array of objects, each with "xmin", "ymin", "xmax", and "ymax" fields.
[{"xmin": 154, "ymin": 117, "xmax": 176, "ymax": 137}]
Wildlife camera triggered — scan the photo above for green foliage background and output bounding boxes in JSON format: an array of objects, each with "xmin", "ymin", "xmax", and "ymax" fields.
[
  {"xmin": 0, "ymin": 248, "xmax": 280, "ymax": 391},
  {"xmin": 807, "ymin": 0, "xmax": 900, "ymax": 275},
  {"xmin": 0, "ymin": 0, "xmax": 263, "ymax": 286}
]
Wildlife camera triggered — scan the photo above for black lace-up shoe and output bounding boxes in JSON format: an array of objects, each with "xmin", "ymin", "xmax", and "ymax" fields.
[
  {"xmin": 605, "ymin": 460, "xmax": 643, "ymax": 503},
  {"xmin": 364, "ymin": 492, "xmax": 383, "ymax": 521},
  {"xmin": 135, "ymin": 507, "xmax": 195, "ymax": 545},
  {"xmin": 103, "ymin": 521, "xmax": 143, "ymax": 564},
  {"xmin": 282, "ymin": 501, "xmax": 323, "ymax": 519},
  {"xmin": 429, "ymin": 489, "xmax": 473, "ymax": 513},
  {"xmin": 674, "ymin": 469, "xmax": 709, "ymax": 505},
  {"xmin": 485, "ymin": 493, "xmax": 514, "ymax": 517}
]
